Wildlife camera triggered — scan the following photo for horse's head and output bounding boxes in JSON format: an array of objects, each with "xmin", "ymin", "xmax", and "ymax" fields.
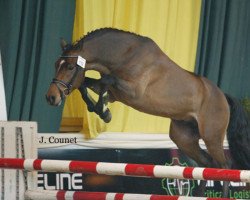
[{"xmin": 46, "ymin": 39, "xmax": 86, "ymax": 106}]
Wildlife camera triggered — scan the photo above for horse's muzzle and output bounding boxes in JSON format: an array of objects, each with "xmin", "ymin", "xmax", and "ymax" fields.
[
  {"xmin": 46, "ymin": 94, "xmax": 55, "ymax": 105},
  {"xmin": 46, "ymin": 94, "xmax": 62, "ymax": 106}
]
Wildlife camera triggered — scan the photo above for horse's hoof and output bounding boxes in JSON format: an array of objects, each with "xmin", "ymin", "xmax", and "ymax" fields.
[
  {"xmin": 103, "ymin": 112, "xmax": 112, "ymax": 123},
  {"xmin": 100, "ymin": 110, "xmax": 112, "ymax": 123}
]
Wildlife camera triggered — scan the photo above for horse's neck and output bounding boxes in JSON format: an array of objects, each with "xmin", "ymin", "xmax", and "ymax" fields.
[
  {"xmin": 85, "ymin": 62, "xmax": 111, "ymax": 75},
  {"xmin": 83, "ymin": 34, "xmax": 140, "ymax": 71}
]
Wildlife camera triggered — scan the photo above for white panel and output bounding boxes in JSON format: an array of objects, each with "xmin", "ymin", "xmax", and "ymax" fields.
[
  {"xmin": 0, "ymin": 51, "xmax": 7, "ymax": 120},
  {"xmin": 37, "ymin": 133, "xmax": 229, "ymax": 149},
  {"xmin": 2, "ymin": 123, "xmax": 17, "ymax": 200},
  {"xmin": 21, "ymin": 122, "xmax": 38, "ymax": 192},
  {"xmin": 0, "ymin": 121, "xmax": 38, "ymax": 200}
]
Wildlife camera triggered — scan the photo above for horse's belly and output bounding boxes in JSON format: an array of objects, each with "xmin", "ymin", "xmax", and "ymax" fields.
[
  {"xmin": 108, "ymin": 78, "xmax": 197, "ymax": 120},
  {"xmin": 117, "ymin": 94, "xmax": 195, "ymax": 121},
  {"xmin": 109, "ymin": 88, "xmax": 158, "ymax": 114}
]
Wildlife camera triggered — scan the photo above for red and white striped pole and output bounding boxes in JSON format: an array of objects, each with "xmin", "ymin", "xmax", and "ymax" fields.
[
  {"xmin": 1, "ymin": 158, "xmax": 250, "ymax": 182},
  {"xmin": 24, "ymin": 190, "xmax": 241, "ymax": 200}
]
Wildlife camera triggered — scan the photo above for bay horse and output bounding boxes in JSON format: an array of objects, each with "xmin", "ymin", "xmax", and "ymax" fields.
[{"xmin": 46, "ymin": 28, "xmax": 250, "ymax": 197}]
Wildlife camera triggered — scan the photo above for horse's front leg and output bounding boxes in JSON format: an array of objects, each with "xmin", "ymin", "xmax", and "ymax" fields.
[
  {"xmin": 78, "ymin": 84, "xmax": 96, "ymax": 113},
  {"xmin": 83, "ymin": 77, "xmax": 102, "ymax": 94},
  {"xmin": 86, "ymin": 76, "xmax": 113, "ymax": 123},
  {"xmin": 79, "ymin": 77, "xmax": 113, "ymax": 123},
  {"xmin": 95, "ymin": 84, "xmax": 112, "ymax": 123}
]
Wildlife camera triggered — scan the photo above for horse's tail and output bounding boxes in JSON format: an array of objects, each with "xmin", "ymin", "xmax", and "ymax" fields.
[{"xmin": 225, "ymin": 94, "xmax": 250, "ymax": 169}]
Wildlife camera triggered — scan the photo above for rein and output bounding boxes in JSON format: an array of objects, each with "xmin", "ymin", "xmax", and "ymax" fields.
[{"xmin": 51, "ymin": 56, "xmax": 83, "ymax": 99}]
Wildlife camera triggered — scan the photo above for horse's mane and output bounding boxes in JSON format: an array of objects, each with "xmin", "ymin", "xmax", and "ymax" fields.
[{"xmin": 63, "ymin": 28, "xmax": 148, "ymax": 52}]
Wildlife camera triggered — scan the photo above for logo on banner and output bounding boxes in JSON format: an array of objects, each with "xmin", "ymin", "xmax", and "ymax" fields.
[
  {"xmin": 37, "ymin": 173, "xmax": 83, "ymax": 190},
  {"xmin": 161, "ymin": 158, "xmax": 195, "ymax": 196}
]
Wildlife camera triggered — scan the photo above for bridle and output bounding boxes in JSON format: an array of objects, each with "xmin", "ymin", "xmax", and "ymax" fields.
[{"xmin": 51, "ymin": 55, "xmax": 83, "ymax": 99}]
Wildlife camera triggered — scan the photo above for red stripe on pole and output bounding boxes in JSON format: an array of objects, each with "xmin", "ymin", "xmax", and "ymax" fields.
[
  {"xmin": 0, "ymin": 158, "xmax": 24, "ymax": 169},
  {"xmin": 115, "ymin": 193, "xmax": 124, "ymax": 200},
  {"xmin": 203, "ymin": 168, "xmax": 241, "ymax": 182},
  {"xmin": 33, "ymin": 159, "xmax": 42, "ymax": 170},
  {"xmin": 56, "ymin": 190, "xmax": 66, "ymax": 200},
  {"xmin": 183, "ymin": 167, "xmax": 194, "ymax": 179},
  {"xmin": 125, "ymin": 164, "xmax": 155, "ymax": 177},
  {"xmin": 73, "ymin": 191, "xmax": 107, "ymax": 200},
  {"xmin": 69, "ymin": 161, "xmax": 98, "ymax": 173},
  {"xmin": 150, "ymin": 195, "xmax": 179, "ymax": 200}
]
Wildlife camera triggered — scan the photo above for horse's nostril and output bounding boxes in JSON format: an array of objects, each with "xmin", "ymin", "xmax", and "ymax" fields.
[
  {"xmin": 52, "ymin": 95, "xmax": 56, "ymax": 101},
  {"xmin": 46, "ymin": 95, "xmax": 56, "ymax": 105}
]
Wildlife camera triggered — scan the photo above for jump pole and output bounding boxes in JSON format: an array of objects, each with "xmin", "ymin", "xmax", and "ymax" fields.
[
  {"xmin": 24, "ymin": 190, "xmax": 242, "ymax": 200},
  {"xmin": 0, "ymin": 122, "xmax": 246, "ymax": 200},
  {"xmin": 1, "ymin": 158, "xmax": 250, "ymax": 183}
]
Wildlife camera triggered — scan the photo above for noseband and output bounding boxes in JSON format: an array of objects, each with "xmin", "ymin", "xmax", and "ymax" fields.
[{"xmin": 51, "ymin": 56, "xmax": 83, "ymax": 99}]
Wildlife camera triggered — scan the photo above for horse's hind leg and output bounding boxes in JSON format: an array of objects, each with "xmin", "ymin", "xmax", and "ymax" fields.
[
  {"xmin": 169, "ymin": 120, "xmax": 214, "ymax": 196},
  {"xmin": 198, "ymin": 115, "xmax": 230, "ymax": 197},
  {"xmin": 170, "ymin": 120, "xmax": 214, "ymax": 167}
]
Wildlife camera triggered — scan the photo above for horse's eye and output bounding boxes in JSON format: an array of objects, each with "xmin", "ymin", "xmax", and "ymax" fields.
[{"xmin": 67, "ymin": 64, "xmax": 74, "ymax": 70}]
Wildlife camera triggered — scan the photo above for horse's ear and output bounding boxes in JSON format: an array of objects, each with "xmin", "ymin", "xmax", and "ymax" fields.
[{"xmin": 60, "ymin": 38, "xmax": 68, "ymax": 51}]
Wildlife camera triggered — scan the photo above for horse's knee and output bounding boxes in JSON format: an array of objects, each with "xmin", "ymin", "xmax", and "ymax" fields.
[{"xmin": 87, "ymin": 104, "xmax": 95, "ymax": 112}]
